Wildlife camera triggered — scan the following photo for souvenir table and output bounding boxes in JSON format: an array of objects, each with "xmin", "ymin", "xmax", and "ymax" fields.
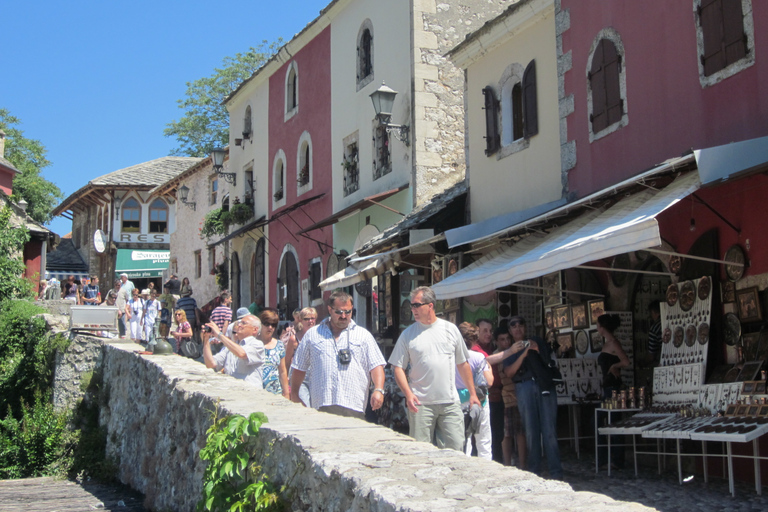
[
  {"xmin": 598, "ymin": 412, "xmax": 674, "ymax": 476},
  {"xmin": 594, "ymin": 407, "xmax": 642, "ymax": 476}
]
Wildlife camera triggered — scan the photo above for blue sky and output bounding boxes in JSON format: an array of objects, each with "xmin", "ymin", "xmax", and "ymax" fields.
[{"xmin": 1, "ymin": 0, "xmax": 330, "ymax": 237}]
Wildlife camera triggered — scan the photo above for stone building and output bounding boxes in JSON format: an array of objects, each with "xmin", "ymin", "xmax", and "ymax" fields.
[{"xmin": 52, "ymin": 156, "xmax": 200, "ymax": 291}]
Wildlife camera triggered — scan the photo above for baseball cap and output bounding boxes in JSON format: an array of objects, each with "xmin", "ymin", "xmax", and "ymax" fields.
[{"xmin": 236, "ymin": 307, "xmax": 250, "ymax": 319}]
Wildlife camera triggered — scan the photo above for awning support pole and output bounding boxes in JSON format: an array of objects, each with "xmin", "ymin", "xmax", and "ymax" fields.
[
  {"xmin": 692, "ymin": 193, "xmax": 741, "ymax": 235},
  {"xmin": 575, "ymin": 265, "xmax": 676, "ymax": 277},
  {"xmin": 646, "ymin": 249, "xmax": 745, "ymax": 268}
]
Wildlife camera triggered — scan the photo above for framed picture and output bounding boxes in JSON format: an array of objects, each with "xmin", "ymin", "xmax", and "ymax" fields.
[
  {"xmin": 553, "ymin": 305, "xmax": 571, "ymax": 329},
  {"xmin": 725, "ymin": 404, "xmax": 738, "ymax": 416},
  {"xmin": 444, "ymin": 254, "xmax": 462, "ymax": 278},
  {"xmin": 707, "ymin": 364, "xmax": 731, "ymax": 384},
  {"xmin": 742, "ymin": 333, "xmax": 760, "ymax": 361},
  {"xmin": 545, "ymin": 308, "xmax": 555, "ymax": 330},
  {"xmin": 742, "ymin": 381, "xmax": 756, "ymax": 395},
  {"xmin": 748, "ymin": 405, "xmax": 760, "ymax": 417},
  {"xmin": 556, "ymin": 332, "xmax": 574, "ymax": 357},
  {"xmin": 588, "ymin": 299, "xmax": 605, "ymax": 326},
  {"xmin": 759, "ymin": 405, "xmax": 768, "ymax": 417},
  {"xmin": 738, "ymin": 361, "xmax": 763, "ymax": 382},
  {"xmin": 542, "ymin": 272, "xmax": 561, "ymax": 307},
  {"xmin": 571, "ymin": 303, "xmax": 588, "ymax": 330},
  {"xmin": 736, "ymin": 405, "xmax": 749, "ymax": 416},
  {"xmin": 737, "ymin": 287, "xmax": 762, "ymax": 323},
  {"xmin": 756, "ymin": 381, "xmax": 767, "ymax": 394},
  {"xmin": 589, "ymin": 329, "xmax": 604, "ymax": 352}
]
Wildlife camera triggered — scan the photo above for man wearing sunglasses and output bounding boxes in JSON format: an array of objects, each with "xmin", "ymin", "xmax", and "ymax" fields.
[
  {"xmin": 290, "ymin": 291, "xmax": 386, "ymax": 419},
  {"xmin": 202, "ymin": 314, "xmax": 265, "ymax": 388},
  {"xmin": 389, "ymin": 286, "xmax": 481, "ymax": 452}
]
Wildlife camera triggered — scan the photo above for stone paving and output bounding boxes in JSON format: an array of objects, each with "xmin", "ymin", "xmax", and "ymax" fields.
[{"xmin": 559, "ymin": 449, "xmax": 768, "ymax": 512}]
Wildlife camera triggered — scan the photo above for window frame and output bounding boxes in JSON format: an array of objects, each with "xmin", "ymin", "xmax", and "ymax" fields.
[
  {"xmin": 148, "ymin": 198, "xmax": 169, "ymax": 234},
  {"xmin": 372, "ymin": 117, "xmax": 391, "ymax": 180},
  {"xmin": 694, "ymin": 0, "xmax": 754, "ymax": 88},
  {"xmin": 296, "ymin": 131, "xmax": 313, "ymax": 196},
  {"xmin": 210, "ymin": 176, "xmax": 218, "ymax": 206},
  {"xmin": 284, "ymin": 61, "xmax": 299, "ymax": 120},
  {"xmin": 356, "ymin": 20, "xmax": 375, "ymax": 90},
  {"xmin": 586, "ymin": 29, "xmax": 628, "ymax": 143},
  {"xmin": 272, "ymin": 150, "xmax": 287, "ymax": 209},
  {"xmin": 342, "ymin": 132, "xmax": 360, "ymax": 197},
  {"xmin": 194, "ymin": 250, "xmax": 202, "ymax": 279},
  {"xmin": 121, "ymin": 197, "xmax": 141, "ymax": 233}
]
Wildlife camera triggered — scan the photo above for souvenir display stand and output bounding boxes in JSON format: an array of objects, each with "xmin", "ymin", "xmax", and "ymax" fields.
[{"xmin": 598, "ymin": 277, "xmax": 768, "ymax": 495}]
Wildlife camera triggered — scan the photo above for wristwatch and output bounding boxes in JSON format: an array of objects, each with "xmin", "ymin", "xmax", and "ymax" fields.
[{"xmin": 373, "ymin": 388, "xmax": 385, "ymax": 395}]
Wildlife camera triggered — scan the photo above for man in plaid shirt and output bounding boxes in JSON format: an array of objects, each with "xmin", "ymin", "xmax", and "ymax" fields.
[{"xmin": 290, "ymin": 290, "xmax": 386, "ymax": 419}]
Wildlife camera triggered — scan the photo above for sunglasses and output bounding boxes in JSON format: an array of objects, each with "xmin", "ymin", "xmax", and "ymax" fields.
[
  {"xmin": 302, "ymin": 317, "xmax": 317, "ymax": 322},
  {"xmin": 333, "ymin": 309, "xmax": 353, "ymax": 316},
  {"xmin": 410, "ymin": 302, "xmax": 429, "ymax": 309},
  {"xmin": 264, "ymin": 322, "xmax": 278, "ymax": 328},
  {"xmin": 509, "ymin": 321, "xmax": 525, "ymax": 327}
]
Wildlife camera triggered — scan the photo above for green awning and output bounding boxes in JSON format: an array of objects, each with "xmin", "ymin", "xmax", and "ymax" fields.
[{"xmin": 115, "ymin": 249, "xmax": 170, "ymax": 278}]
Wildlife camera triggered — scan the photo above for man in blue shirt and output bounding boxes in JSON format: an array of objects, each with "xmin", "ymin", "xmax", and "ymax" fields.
[
  {"xmin": 503, "ymin": 315, "xmax": 562, "ymax": 480},
  {"xmin": 82, "ymin": 276, "xmax": 101, "ymax": 305}
]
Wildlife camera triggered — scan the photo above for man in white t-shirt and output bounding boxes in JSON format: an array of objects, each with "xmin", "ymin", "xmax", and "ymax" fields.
[{"xmin": 389, "ymin": 286, "xmax": 480, "ymax": 452}]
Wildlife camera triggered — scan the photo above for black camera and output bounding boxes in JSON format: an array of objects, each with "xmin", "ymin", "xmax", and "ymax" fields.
[
  {"xmin": 203, "ymin": 325, "xmax": 212, "ymax": 333},
  {"xmin": 338, "ymin": 348, "xmax": 352, "ymax": 365}
]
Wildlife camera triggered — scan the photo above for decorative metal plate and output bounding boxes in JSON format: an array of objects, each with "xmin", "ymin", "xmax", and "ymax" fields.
[
  {"xmin": 679, "ymin": 281, "xmax": 696, "ymax": 312},
  {"xmin": 673, "ymin": 326, "xmax": 685, "ymax": 348},
  {"xmin": 698, "ymin": 322, "xmax": 710, "ymax": 345},
  {"xmin": 575, "ymin": 330, "xmax": 589, "ymax": 355},
  {"xmin": 698, "ymin": 276, "xmax": 711, "ymax": 300},
  {"xmin": 666, "ymin": 283, "xmax": 679, "ymax": 307},
  {"xmin": 724, "ymin": 245, "xmax": 746, "ymax": 282},
  {"xmin": 724, "ymin": 312, "xmax": 741, "ymax": 346}
]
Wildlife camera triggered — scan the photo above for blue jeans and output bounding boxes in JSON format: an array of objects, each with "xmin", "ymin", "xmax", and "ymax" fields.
[{"xmin": 516, "ymin": 380, "xmax": 562, "ymax": 479}]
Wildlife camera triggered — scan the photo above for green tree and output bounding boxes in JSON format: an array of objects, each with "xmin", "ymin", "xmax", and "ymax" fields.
[
  {"xmin": 0, "ymin": 109, "xmax": 64, "ymax": 225},
  {"xmin": 0, "ymin": 206, "xmax": 32, "ymax": 302},
  {"xmin": 164, "ymin": 40, "xmax": 282, "ymax": 157}
]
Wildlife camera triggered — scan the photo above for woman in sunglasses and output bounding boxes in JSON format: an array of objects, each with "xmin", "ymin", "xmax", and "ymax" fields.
[
  {"xmin": 258, "ymin": 310, "xmax": 290, "ymax": 399},
  {"xmin": 172, "ymin": 310, "xmax": 193, "ymax": 353}
]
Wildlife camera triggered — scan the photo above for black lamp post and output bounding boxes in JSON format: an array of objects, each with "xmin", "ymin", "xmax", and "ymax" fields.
[
  {"xmin": 370, "ymin": 82, "xmax": 410, "ymax": 146},
  {"xmin": 178, "ymin": 184, "xmax": 196, "ymax": 211},
  {"xmin": 211, "ymin": 147, "xmax": 237, "ymax": 185}
]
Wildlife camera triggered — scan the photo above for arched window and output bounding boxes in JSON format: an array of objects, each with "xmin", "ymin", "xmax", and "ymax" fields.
[
  {"xmin": 122, "ymin": 197, "xmax": 140, "ymax": 232},
  {"xmin": 297, "ymin": 131, "xmax": 312, "ymax": 193},
  {"xmin": 490, "ymin": 59, "xmax": 537, "ymax": 158},
  {"xmin": 273, "ymin": 150, "xmax": 286, "ymax": 205},
  {"xmin": 694, "ymin": 0, "xmax": 754, "ymax": 87},
  {"xmin": 587, "ymin": 30, "xmax": 628, "ymax": 141},
  {"xmin": 356, "ymin": 20, "xmax": 374, "ymax": 89},
  {"xmin": 243, "ymin": 105, "xmax": 252, "ymax": 140},
  {"xmin": 149, "ymin": 199, "xmax": 168, "ymax": 233},
  {"xmin": 285, "ymin": 62, "xmax": 298, "ymax": 117}
]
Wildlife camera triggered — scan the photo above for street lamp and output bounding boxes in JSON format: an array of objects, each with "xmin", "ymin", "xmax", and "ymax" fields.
[
  {"xmin": 178, "ymin": 184, "xmax": 196, "ymax": 211},
  {"xmin": 211, "ymin": 146, "xmax": 236, "ymax": 185},
  {"xmin": 370, "ymin": 82, "xmax": 410, "ymax": 146}
]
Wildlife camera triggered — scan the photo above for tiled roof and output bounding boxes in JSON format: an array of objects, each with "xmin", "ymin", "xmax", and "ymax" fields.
[
  {"xmin": 90, "ymin": 157, "xmax": 202, "ymax": 187},
  {"xmin": 46, "ymin": 238, "xmax": 88, "ymax": 272},
  {"xmin": 0, "ymin": 190, "xmax": 53, "ymax": 236},
  {"xmin": 0, "ymin": 155, "xmax": 20, "ymax": 174}
]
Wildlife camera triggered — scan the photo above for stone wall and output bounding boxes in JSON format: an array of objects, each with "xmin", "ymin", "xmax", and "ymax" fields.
[{"xmin": 67, "ymin": 341, "xmax": 656, "ymax": 512}]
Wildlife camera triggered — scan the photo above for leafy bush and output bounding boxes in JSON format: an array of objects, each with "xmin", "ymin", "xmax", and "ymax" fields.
[
  {"xmin": 198, "ymin": 412, "xmax": 283, "ymax": 512},
  {"xmin": 200, "ymin": 208, "xmax": 227, "ymax": 240},
  {"xmin": 0, "ymin": 392, "xmax": 72, "ymax": 479}
]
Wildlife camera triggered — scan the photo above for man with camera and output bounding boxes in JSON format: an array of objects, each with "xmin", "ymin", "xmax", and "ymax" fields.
[
  {"xmin": 502, "ymin": 315, "xmax": 562, "ymax": 480},
  {"xmin": 389, "ymin": 286, "xmax": 481, "ymax": 453},
  {"xmin": 290, "ymin": 290, "xmax": 386, "ymax": 419},
  {"xmin": 202, "ymin": 314, "xmax": 265, "ymax": 388}
]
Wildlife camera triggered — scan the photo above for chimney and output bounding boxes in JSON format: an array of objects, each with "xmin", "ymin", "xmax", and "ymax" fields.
[
  {"xmin": 0, "ymin": 130, "xmax": 5, "ymax": 158},
  {"xmin": 18, "ymin": 199, "xmax": 28, "ymax": 213}
]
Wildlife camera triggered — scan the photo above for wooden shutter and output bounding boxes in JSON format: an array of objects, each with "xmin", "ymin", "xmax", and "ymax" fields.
[
  {"xmin": 523, "ymin": 59, "xmax": 538, "ymax": 138},
  {"xmin": 589, "ymin": 39, "xmax": 622, "ymax": 133},
  {"xmin": 700, "ymin": 0, "xmax": 746, "ymax": 76},
  {"xmin": 483, "ymin": 86, "xmax": 500, "ymax": 156}
]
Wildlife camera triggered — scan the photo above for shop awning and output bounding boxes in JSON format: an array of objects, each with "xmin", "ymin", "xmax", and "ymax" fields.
[
  {"xmin": 319, "ymin": 256, "xmax": 393, "ymax": 291},
  {"xmin": 299, "ymin": 185, "xmax": 408, "ymax": 234},
  {"xmin": 432, "ymin": 172, "xmax": 700, "ymax": 299},
  {"xmin": 115, "ymin": 249, "xmax": 170, "ymax": 278}
]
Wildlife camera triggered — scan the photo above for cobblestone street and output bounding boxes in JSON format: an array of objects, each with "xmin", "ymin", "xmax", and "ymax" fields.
[{"xmin": 560, "ymin": 449, "xmax": 768, "ymax": 512}]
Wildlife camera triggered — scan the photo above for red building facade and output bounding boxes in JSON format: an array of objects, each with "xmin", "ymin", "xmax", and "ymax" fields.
[{"xmin": 267, "ymin": 26, "xmax": 334, "ymax": 318}]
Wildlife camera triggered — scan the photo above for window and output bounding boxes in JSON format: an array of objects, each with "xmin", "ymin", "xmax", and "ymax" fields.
[
  {"xmin": 342, "ymin": 133, "xmax": 359, "ymax": 197},
  {"xmin": 194, "ymin": 250, "xmax": 202, "ymax": 278},
  {"xmin": 309, "ymin": 260, "xmax": 322, "ymax": 301},
  {"xmin": 373, "ymin": 118, "xmax": 391, "ymax": 180},
  {"xmin": 208, "ymin": 247, "xmax": 216, "ymax": 275},
  {"xmin": 587, "ymin": 30, "xmax": 628, "ymax": 142},
  {"xmin": 121, "ymin": 197, "xmax": 140, "ymax": 232},
  {"xmin": 695, "ymin": 0, "xmax": 754, "ymax": 87},
  {"xmin": 210, "ymin": 177, "xmax": 218, "ymax": 205},
  {"xmin": 297, "ymin": 131, "xmax": 312, "ymax": 194},
  {"xmin": 491, "ymin": 59, "xmax": 538, "ymax": 158},
  {"xmin": 285, "ymin": 62, "xmax": 298, "ymax": 118},
  {"xmin": 149, "ymin": 199, "xmax": 168, "ymax": 233},
  {"xmin": 243, "ymin": 105, "xmax": 252, "ymax": 140},
  {"xmin": 273, "ymin": 150, "xmax": 286, "ymax": 206},
  {"xmin": 244, "ymin": 169, "xmax": 254, "ymax": 205},
  {"xmin": 356, "ymin": 20, "xmax": 374, "ymax": 89}
]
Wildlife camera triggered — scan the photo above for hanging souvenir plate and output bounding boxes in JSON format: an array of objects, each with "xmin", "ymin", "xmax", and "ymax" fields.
[
  {"xmin": 575, "ymin": 330, "xmax": 589, "ymax": 355},
  {"xmin": 697, "ymin": 322, "xmax": 710, "ymax": 345},
  {"xmin": 669, "ymin": 255, "xmax": 682, "ymax": 274},
  {"xmin": 698, "ymin": 276, "xmax": 711, "ymax": 301},
  {"xmin": 724, "ymin": 245, "xmax": 746, "ymax": 282},
  {"xmin": 685, "ymin": 324, "xmax": 697, "ymax": 347},
  {"xmin": 679, "ymin": 281, "xmax": 696, "ymax": 312},
  {"xmin": 663, "ymin": 327, "xmax": 672, "ymax": 344},
  {"xmin": 724, "ymin": 312, "xmax": 741, "ymax": 346},
  {"xmin": 673, "ymin": 326, "xmax": 685, "ymax": 348},
  {"xmin": 666, "ymin": 283, "xmax": 679, "ymax": 307}
]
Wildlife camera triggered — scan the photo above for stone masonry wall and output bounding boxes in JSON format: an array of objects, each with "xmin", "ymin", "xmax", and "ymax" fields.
[
  {"xmin": 412, "ymin": 0, "xmax": 517, "ymax": 206},
  {"xmin": 82, "ymin": 341, "xmax": 655, "ymax": 512}
]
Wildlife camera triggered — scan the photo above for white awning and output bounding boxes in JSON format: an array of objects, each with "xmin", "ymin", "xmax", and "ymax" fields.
[
  {"xmin": 319, "ymin": 256, "xmax": 392, "ymax": 291},
  {"xmin": 432, "ymin": 172, "xmax": 700, "ymax": 299}
]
